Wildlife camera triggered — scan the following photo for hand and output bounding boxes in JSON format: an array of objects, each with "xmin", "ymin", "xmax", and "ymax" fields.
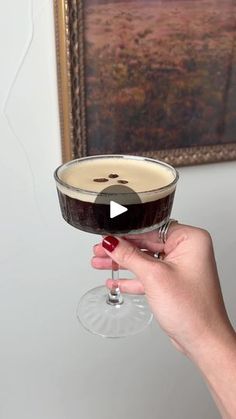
[
  {"xmin": 92, "ymin": 224, "xmax": 236, "ymax": 418},
  {"xmin": 91, "ymin": 224, "xmax": 235, "ymax": 356}
]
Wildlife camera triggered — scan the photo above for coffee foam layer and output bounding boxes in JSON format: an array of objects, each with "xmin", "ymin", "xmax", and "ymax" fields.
[{"xmin": 56, "ymin": 157, "xmax": 176, "ymax": 203}]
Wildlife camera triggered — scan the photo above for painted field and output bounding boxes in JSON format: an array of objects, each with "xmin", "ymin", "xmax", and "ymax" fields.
[{"xmin": 84, "ymin": 0, "xmax": 236, "ymax": 154}]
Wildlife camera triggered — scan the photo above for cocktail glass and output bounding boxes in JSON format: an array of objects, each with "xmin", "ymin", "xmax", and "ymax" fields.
[{"xmin": 54, "ymin": 155, "xmax": 179, "ymax": 338}]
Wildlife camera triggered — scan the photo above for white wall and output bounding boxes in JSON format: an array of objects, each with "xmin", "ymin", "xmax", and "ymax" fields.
[{"xmin": 0, "ymin": 1, "xmax": 235, "ymax": 418}]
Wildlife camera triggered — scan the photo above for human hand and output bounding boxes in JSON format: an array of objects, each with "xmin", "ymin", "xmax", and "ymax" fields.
[{"xmin": 91, "ymin": 224, "xmax": 235, "ymax": 356}]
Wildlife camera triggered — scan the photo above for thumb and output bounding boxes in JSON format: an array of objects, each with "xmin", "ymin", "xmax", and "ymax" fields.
[{"xmin": 102, "ymin": 235, "xmax": 159, "ymax": 282}]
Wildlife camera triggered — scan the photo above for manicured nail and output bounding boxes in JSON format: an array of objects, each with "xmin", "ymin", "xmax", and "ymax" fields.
[{"xmin": 102, "ymin": 236, "xmax": 119, "ymax": 252}]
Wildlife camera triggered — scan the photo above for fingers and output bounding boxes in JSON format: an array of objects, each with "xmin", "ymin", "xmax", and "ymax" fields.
[
  {"xmin": 93, "ymin": 241, "xmax": 163, "ymax": 258},
  {"xmin": 91, "ymin": 256, "xmax": 110, "ymax": 270},
  {"xmin": 93, "ymin": 222, "xmax": 182, "ymax": 258},
  {"xmin": 101, "ymin": 236, "xmax": 159, "ymax": 282},
  {"xmin": 91, "ymin": 256, "xmax": 125, "ymax": 270},
  {"xmin": 124, "ymin": 238, "xmax": 164, "ymax": 253},
  {"xmin": 127, "ymin": 223, "xmax": 193, "ymax": 258},
  {"xmin": 92, "ymin": 223, "xmax": 190, "ymax": 279},
  {"xmin": 93, "ymin": 244, "xmax": 108, "ymax": 258},
  {"xmin": 92, "ymin": 250, "xmax": 164, "ymax": 270},
  {"xmin": 106, "ymin": 278, "xmax": 145, "ymax": 294}
]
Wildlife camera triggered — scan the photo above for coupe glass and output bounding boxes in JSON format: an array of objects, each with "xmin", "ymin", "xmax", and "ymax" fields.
[{"xmin": 54, "ymin": 155, "xmax": 179, "ymax": 338}]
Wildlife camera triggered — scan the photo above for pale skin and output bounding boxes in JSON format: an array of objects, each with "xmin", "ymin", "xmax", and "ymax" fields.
[{"xmin": 91, "ymin": 224, "xmax": 236, "ymax": 419}]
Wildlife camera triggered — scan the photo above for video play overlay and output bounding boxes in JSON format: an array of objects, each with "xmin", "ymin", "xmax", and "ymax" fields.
[{"xmin": 94, "ymin": 184, "xmax": 142, "ymax": 234}]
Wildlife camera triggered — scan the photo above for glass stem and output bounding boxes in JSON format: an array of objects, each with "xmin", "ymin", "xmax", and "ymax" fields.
[{"xmin": 106, "ymin": 260, "xmax": 124, "ymax": 305}]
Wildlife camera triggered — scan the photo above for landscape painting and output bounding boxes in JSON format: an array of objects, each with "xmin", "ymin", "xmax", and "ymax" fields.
[{"xmin": 54, "ymin": 0, "xmax": 236, "ymax": 165}]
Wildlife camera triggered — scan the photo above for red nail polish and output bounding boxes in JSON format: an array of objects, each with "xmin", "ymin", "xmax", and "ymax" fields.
[{"xmin": 102, "ymin": 236, "xmax": 119, "ymax": 252}]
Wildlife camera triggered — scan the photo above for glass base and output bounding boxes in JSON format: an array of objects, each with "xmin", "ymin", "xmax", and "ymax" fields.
[{"xmin": 77, "ymin": 286, "xmax": 153, "ymax": 338}]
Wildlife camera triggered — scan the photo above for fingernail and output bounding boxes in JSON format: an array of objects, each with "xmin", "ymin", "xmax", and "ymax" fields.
[{"xmin": 102, "ymin": 236, "xmax": 119, "ymax": 252}]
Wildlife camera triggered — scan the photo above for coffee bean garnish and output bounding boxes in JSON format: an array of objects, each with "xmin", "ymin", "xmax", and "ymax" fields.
[
  {"xmin": 93, "ymin": 178, "xmax": 109, "ymax": 182},
  {"xmin": 108, "ymin": 174, "xmax": 119, "ymax": 178},
  {"xmin": 117, "ymin": 180, "xmax": 128, "ymax": 184}
]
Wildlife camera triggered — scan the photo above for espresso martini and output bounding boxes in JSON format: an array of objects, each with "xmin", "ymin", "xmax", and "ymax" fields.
[{"xmin": 55, "ymin": 155, "xmax": 178, "ymax": 235}]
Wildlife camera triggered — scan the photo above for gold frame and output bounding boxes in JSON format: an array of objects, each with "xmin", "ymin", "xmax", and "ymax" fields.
[
  {"xmin": 54, "ymin": 0, "xmax": 87, "ymax": 162},
  {"xmin": 54, "ymin": 0, "xmax": 236, "ymax": 166}
]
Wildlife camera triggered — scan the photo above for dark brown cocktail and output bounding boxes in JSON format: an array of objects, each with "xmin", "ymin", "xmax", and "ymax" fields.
[{"xmin": 54, "ymin": 155, "xmax": 178, "ymax": 235}]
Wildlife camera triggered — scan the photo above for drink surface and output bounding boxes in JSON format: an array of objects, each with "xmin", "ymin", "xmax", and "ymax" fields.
[
  {"xmin": 55, "ymin": 156, "xmax": 178, "ymax": 235},
  {"xmin": 56, "ymin": 156, "xmax": 176, "ymax": 203}
]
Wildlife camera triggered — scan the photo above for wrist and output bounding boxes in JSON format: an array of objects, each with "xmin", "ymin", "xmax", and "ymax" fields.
[
  {"xmin": 187, "ymin": 324, "xmax": 236, "ymax": 366},
  {"xmin": 187, "ymin": 325, "xmax": 236, "ymax": 419}
]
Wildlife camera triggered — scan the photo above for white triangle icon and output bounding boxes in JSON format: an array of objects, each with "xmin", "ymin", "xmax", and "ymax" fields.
[{"xmin": 110, "ymin": 201, "xmax": 128, "ymax": 219}]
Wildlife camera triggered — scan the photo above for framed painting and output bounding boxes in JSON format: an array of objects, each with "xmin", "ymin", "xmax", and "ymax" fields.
[{"xmin": 54, "ymin": 0, "xmax": 236, "ymax": 166}]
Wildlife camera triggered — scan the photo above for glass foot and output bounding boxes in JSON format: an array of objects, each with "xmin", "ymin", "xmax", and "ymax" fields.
[{"xmin": 77, "ymin": 285, "xmax": 153, "ymax": 338}]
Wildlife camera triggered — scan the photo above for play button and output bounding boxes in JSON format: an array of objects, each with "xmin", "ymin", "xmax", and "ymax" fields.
[
  {"xmin": 110, "ymin": 201, "xmax": 128, "ymax": 219},
  {"xmin": 94, "ymin": 184, "xmax": 142, "ymax": 234}
]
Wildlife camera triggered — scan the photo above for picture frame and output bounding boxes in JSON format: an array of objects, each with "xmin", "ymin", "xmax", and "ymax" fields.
[{"xmin": 53, "ymin": 0, "xmax": 236, "ymax": 166}]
